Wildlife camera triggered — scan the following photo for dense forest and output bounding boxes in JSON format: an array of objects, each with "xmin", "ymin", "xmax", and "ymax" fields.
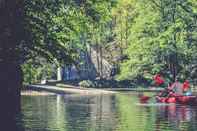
[
  {"xmin": 21, "ymin": 0, "xmax": 197, "ymax": 85},
  {"xmin": 0, "ymin": 0, "xmax": 196, "ymax": 113},
  {"xmin": 116, "ymin": 0, "xmax": 197, "ymax": 84}
]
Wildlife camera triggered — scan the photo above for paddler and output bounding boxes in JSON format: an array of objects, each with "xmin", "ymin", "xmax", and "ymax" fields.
[
  {"xmin": 153, "ymin": 74, "xmax": 165, "ymax": 86},
  {"xmin": 168, "ymin": 78, "xmax": 183, "ymax": 96},
  {"xmin": 182, "ymin": 80, "xmax": 192, "ymax": 96}
]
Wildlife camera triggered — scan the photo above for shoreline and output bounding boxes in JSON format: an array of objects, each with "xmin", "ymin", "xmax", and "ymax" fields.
[
  {"xmin": 21, "ymin": 90, "xmax": 55, "ymax": 96},
  {"xmin": 22, "ymin": 84, "xmax": 197, "ymax": 96},
  {"xmin": 23, "ymin": 84, "xmax": 164, "ymax": 95},
  {"xmin": 25, "ymin": 84, "xmax": 117, "ymax": 95}
]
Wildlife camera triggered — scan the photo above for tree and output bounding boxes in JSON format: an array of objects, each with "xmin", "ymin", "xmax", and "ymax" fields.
[
  {"xmin": 0, "ymin": 0, "xmax": 24, "ymax": 117},
  {"xmin": 0, "ymin": 0, "xmax": 117, "ymax": 119},
  {"xmin": 116, "ymin": 0, "xmax": 196, "ymax": 84}
]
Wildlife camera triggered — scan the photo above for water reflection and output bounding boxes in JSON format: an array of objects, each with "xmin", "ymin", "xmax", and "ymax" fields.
[
  {"xmin": 155, "ymin": 104, "xmax": 197, "ymax": 131},
  {"xmin": 17, "ymin": 93, "xmax": 197, "ymax": 131},
  {"xmin": 63, "ymin": 94, "xmax": 118, "ymax": 131},
  {"xmin": 156, "ymin": 105, "xmax": 194, "ymax": 122}
]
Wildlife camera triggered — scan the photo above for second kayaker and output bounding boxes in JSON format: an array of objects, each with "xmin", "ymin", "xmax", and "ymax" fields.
[
  {"xmin": 167, "ymin": 78, "xmax": 183, "ymax": 96},
  {"xmin": 183, "ymin": 80, "xmax": 192, "ymax": 96}
]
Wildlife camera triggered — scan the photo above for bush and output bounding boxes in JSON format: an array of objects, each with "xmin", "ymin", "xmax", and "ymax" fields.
[
  {"xmin": 79, "ymin": 80, "xmax": 95, "ymax": 88},
  {"xmin": 78, "ymin": 79, "xmax": 136, "ymax": 88}
]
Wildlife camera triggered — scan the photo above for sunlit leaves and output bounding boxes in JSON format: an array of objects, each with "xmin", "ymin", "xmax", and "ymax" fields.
[{"xmin": 116, "ymin": 0, "xmax": 197, "ymax": 82}]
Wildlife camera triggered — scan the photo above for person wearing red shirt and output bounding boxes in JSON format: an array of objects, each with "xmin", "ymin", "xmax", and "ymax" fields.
[
  {"xmin": 154, "ymin": 74, "xmax": 165, "ymax": 86},
  {"xmin": 182, "ymin": 80, "xmax": 192, "ymax": 96},
  {"xmin": 183, "ymin": 80, "xmax": 190, "ymax": 92}
]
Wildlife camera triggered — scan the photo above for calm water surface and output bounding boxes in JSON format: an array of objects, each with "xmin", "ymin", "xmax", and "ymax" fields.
[{"xmin": 16, "ymin": 92, "xmax": 197, "ymax": 131}]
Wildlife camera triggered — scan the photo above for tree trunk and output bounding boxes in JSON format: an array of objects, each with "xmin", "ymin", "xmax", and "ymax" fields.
[
  {"xmin": 172, "ymin": 64, "xmax": 177, "ymax": 82},
  {"xmin": 57, "ymin": 67, "xmax": 62, "ymax": 81},
  {"xmin": 88, "ymin": 45, "xmax": 92, "ymax": 78},
  {"xmin": 100, "ymin": 46, "xmax": 103, "ymax": 79},
  {"xmin": 0, "ymin": 1, "xmax": 24, "ymax": 129},
  {"xmin": 120, "ymin": 14, "xmax": 123, "ymax": 61},
  {"xmin": 96, "ymin": 43, "xmax": 100, "ymax": 78},
  {"xmin": 0, "ymin": 62, "xmax": 23, "ymax": 130},
  {"xmin": 125, "ymin": 12, "xmax": 128, "ymax": 48},
  {"xmin": 172, "ymin": 0, "xmax": 178, "ymax": 82}
]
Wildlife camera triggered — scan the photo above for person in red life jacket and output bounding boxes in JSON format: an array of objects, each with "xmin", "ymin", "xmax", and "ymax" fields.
[
  {"xmin": 153, "ymin": 74, "xmax": 165, "ymax": 86},
  {"xmin": 182, "ymin": 80, "xmax": 192, "ymax": 96},
  {"xmin": 183, "ymin": 80, "xmax": 190, "ymax": 92}
]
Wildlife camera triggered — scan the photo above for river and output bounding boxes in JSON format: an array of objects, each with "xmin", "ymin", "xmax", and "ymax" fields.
[{"xmin": 16, "ymin": 92, "xmax": 197, "ymax": 131}]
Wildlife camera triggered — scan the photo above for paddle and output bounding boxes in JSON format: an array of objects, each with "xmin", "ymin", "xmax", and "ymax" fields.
[
  {"xmin": 139, "ymin": 94, "xmax": 158, "ymax": 103},
  {"xmin": 139, "ymin": 88, "xmax": 174, "ymax": 103}
]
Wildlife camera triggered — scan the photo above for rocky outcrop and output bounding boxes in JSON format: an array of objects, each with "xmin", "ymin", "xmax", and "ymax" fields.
[{"xmin": 61, "ymin": 46, "xmax": 114, "ymax": 80}]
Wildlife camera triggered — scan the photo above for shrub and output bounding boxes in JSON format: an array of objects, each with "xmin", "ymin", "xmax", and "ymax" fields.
[{"xmin": 79, "ymin": 80, "xmax": 95, "ymax": 88}]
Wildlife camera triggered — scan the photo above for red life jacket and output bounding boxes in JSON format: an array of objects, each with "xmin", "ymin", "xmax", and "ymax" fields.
[
  {"xmin": 154, "ymin": 74, "xmax": 164, "ymax": 85},
  {"xmin": 183, "ymin": 80, "xmax": 190, "ymax": 91}
]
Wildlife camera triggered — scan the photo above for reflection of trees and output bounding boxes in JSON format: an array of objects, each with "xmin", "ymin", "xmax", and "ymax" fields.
[
  {"xmin": 20, "ymin": 94, "xmax": 197, "ymax": 131},
  {"xmin": 20, "ymin": 94, "xmax": 119, "ymax": 131},
  {"xmin": 116, "ymin": 94, "xmax": 197, "ymax": 131},
  {"xmin": 115, "ymin": 94, "xmax": 156, "ymax": 131},
  {"xmin": 64, "ymin": 94, "xmax": 118, "ymax": 131},
  {"xmin": 21, "ymin": 95, "xmax": 68, "ymax": 131},
  {"xmin": 46, "ymin": 95, "xmax": 67, "ymax": 130},
  {"xmin": 63, "ymin": 95, "xmax": 94, "ymax": 131},
  {"xmin": 90, "ymin": 95, "xmax": 117, "ymax": 131}
]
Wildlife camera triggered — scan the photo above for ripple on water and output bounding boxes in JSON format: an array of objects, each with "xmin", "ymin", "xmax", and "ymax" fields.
[{"xmin": 15, "ymin": 94, "xmax": 197, "ymax": 131}]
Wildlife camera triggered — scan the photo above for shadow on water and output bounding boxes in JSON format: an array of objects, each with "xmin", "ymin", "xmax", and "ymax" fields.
[{"xmin": 0, "ymin": 106, "xmax": 25, "ymax": 131}]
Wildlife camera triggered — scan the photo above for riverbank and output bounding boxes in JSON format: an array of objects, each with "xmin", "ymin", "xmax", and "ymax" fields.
[
  {"xmin": 21, "ymin": 90, "xmax": 55, "ymax": 96},
  {"xmin": 26, "ymin": 84, "xmax": 117, "ymax": 95},
  {"xmin": 24, "ymin": 83, "xmax": 164, "ymax": 96},
  {"xmin": 56, "ymin": 83, "xmax": 163, "ymax": 92},
  {"xmin": 24, "ymin": 84, "xmax": 197, "ymax": 96}
]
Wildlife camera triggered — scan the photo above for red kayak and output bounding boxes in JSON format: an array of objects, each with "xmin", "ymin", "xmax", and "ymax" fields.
[{"xmin": 156, "ymin": 95, "xmax": 197, "ymax": 105}]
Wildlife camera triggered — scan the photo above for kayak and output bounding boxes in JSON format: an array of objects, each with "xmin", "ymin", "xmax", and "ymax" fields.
[
  {"xmin": 156, "ymin": 95, "xmax": 197, "ymax": 105},
  {"xmin": 177, "ymin": 96, "xmax": 197, "ymax": 104}
]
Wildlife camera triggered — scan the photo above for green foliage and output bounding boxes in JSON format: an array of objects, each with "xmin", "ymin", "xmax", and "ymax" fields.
[
  {"xmin": 21, "ymin": 0, "xmax": 117, "ymax": 66},
  {"xmin": 19, "ymin": 0, "xmax": 116, "ymax": 83},
  {"xmin": 3, "ymin": 0, "xmax": 196, "ymax": 85},
  {"xmin": 23, "ymin": 0, "xmax": 81, "ymax": 64},
  {"xmin": 79, "ymin": 80, "xmax": 95, "ymax": 88},
  {"xmin": 115, "ymin": 0, "xmax": 197, "ymax": 84},
  {"xmin": 22, "ymin": 59, "xmax": 56, "ymax": 84},
  {"xmin": 22, "ymin": 63, "xmax": 38, "ymax": 84}
]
